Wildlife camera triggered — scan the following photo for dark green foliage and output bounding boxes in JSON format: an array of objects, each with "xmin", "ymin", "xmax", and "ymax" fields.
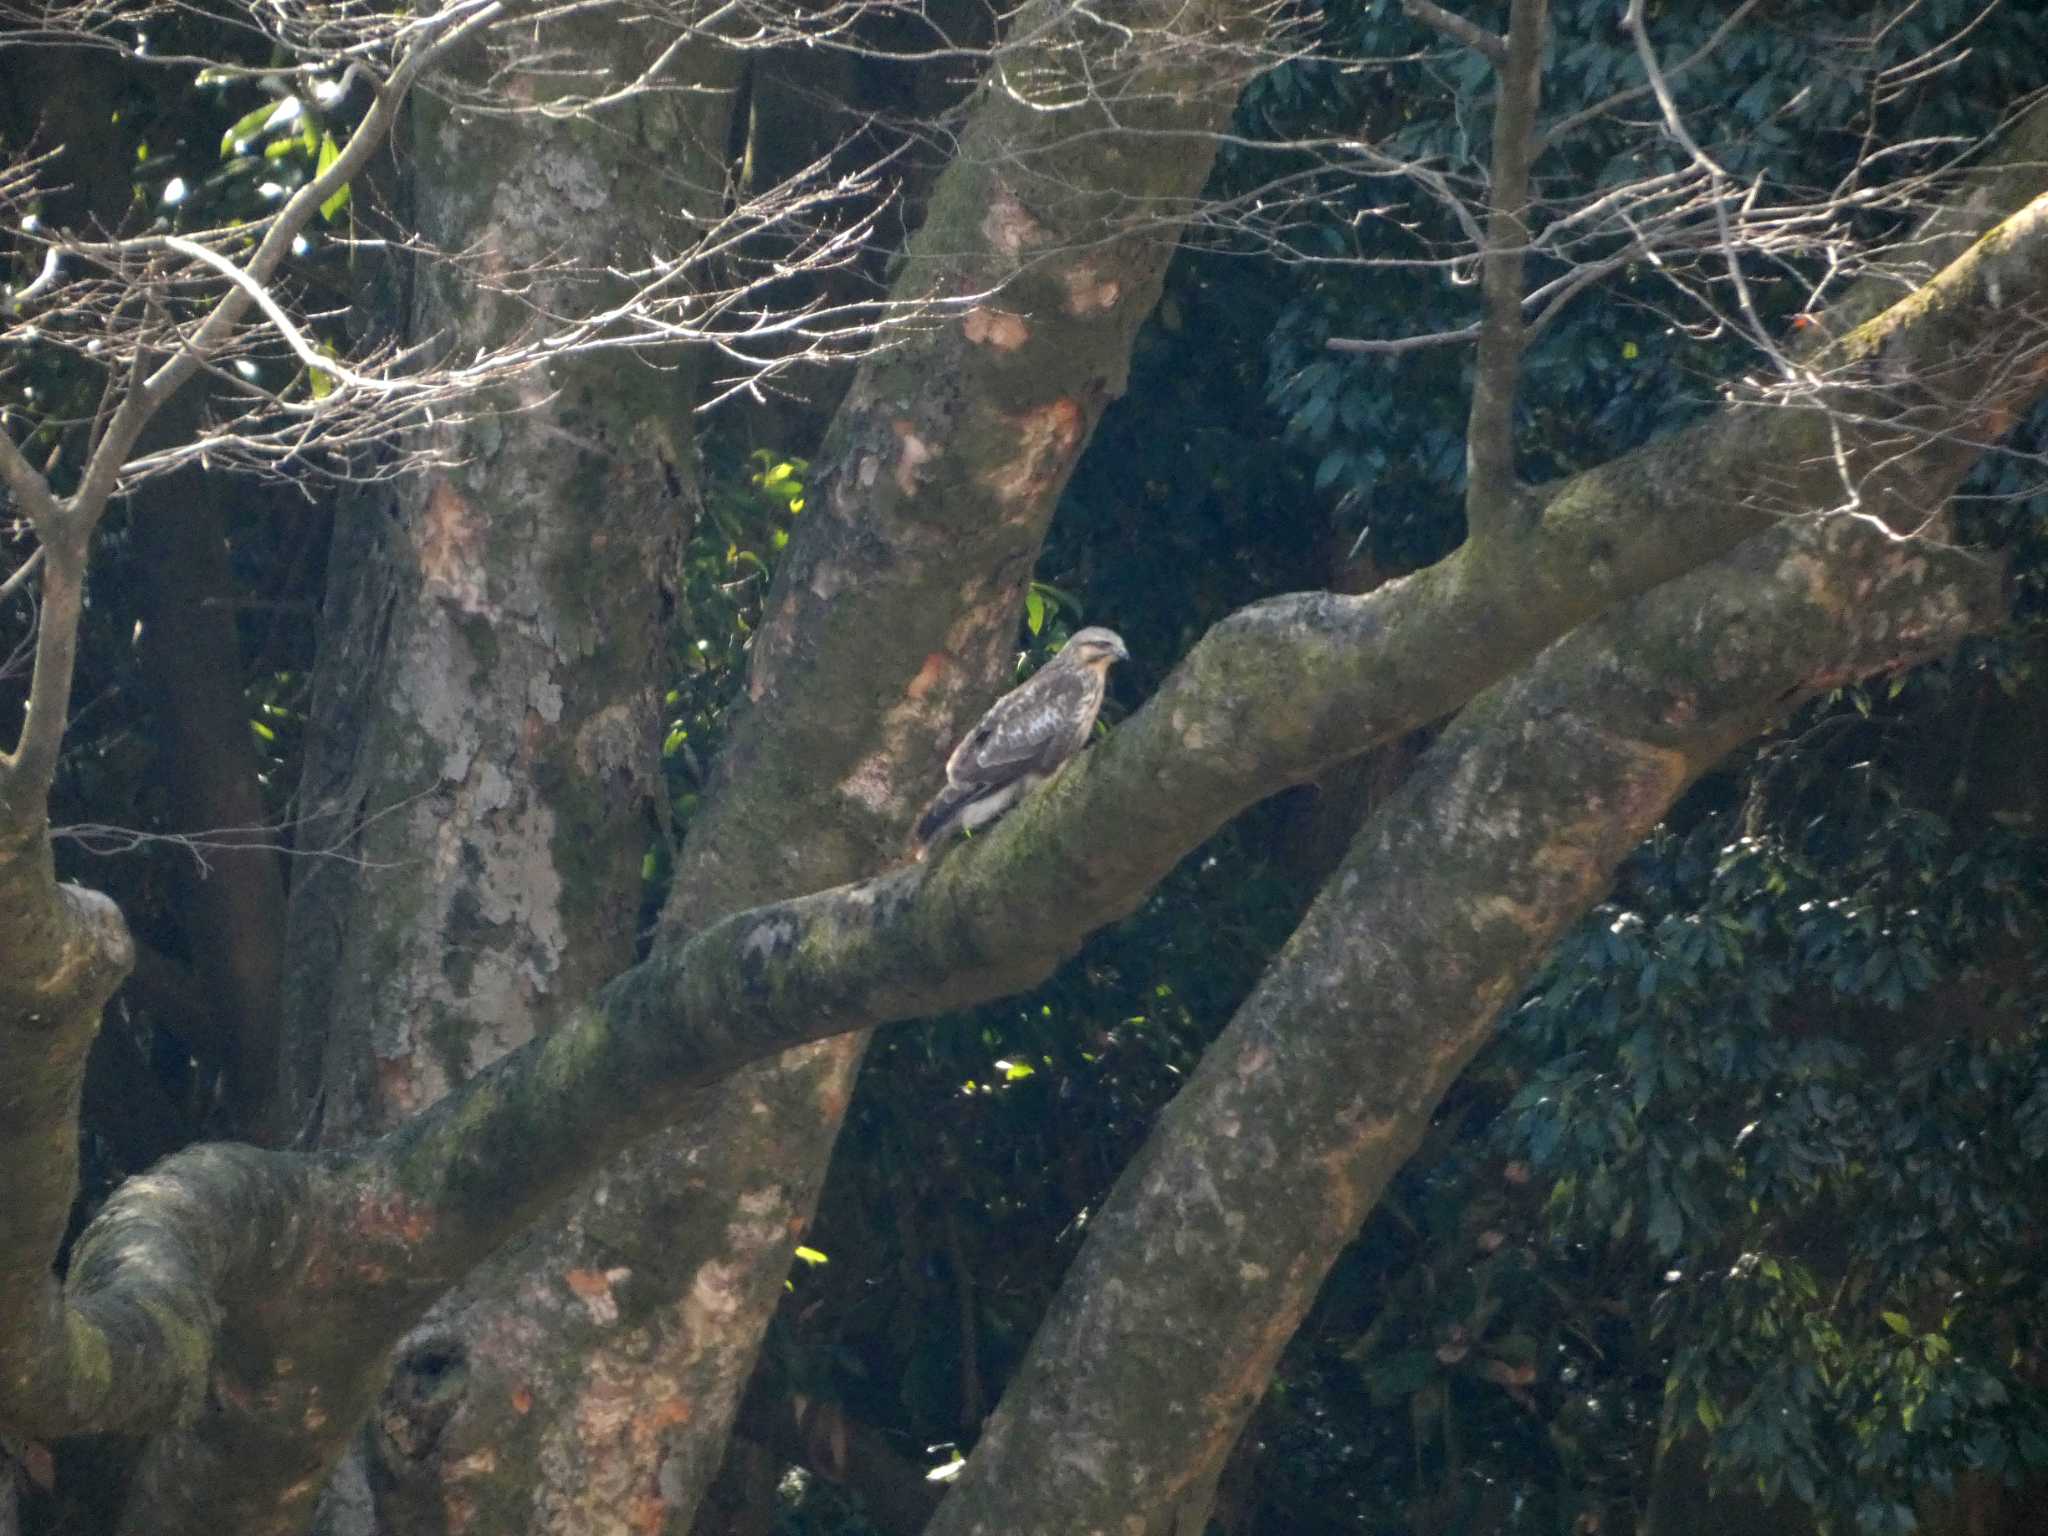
[
  {"xmin": 659, "ymin": 442, "xmax": 809, "ymax": 837},
  {"xmin": 1494, "ymin": 655, "xmax": 2048, "ymax": 1532}
]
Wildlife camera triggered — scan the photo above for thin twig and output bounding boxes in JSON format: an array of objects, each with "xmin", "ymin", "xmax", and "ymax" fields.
[
  {"xmin": 1328, "ymin": 324, "xmax": 1481, "ymax": 355},
  {"xmin": 1539, "ymin": 0, "xmax": 1764, "ymax": 152}
]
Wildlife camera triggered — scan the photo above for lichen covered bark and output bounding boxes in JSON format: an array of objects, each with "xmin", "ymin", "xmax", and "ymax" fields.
[{"xmin": 267, "ymin": 11, "xmax": 735, "ymax": 1533}]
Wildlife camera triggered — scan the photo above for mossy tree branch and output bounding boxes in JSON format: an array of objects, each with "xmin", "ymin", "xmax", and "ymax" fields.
[{"xmin": 919, "ymin": 485, "xmax": 2009, "ymax": 1536}]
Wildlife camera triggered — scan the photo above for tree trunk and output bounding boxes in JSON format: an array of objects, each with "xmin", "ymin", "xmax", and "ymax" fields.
[{"xmin": 282, "ymin": 13, "xmax": 733, "ymax": 1531}]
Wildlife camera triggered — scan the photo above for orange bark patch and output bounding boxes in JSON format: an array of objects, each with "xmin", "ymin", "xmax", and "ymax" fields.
[
  {"xmin": 374, "ymin": 1051, "xmax": 421, "ymax": 1118},
  {"xmin": 652, "ymin": 1395, "xmax": 692, "ymax": 1428},
  {"xmin": 510, "ymin": 1384, "xmax": 534, "ymax": 1415},
  {"xmin": 984, "ymin": 397, "xmax": 1085, "ymax": 506},
  {"xmin": 892, "ymin": 419, "xmax": 936, "ymax": 497},
  {"xmin": 963, "ymin": 306, "xmax": 1030, "ymax": 349},
  {"xmin": 567, "ymin": 1372, "xmax": 695, "ymax": 1535},
  {"xmin": 353, "ymin": 1188, "xmax": 435, "ymax": 1250},
  {"xmin": 418, "ymin": 478, "xmax": 486, "ymax": 611},
  {"xmin": 565, "ymin": 1266, "xmax": 632, "ymax": 1325},
  {"xmin": 907, "ymin": 651, "xmax": 953, "ymax": 702},
  {"xmin": 1062, "ymin": 265, "xmax": 1121, "ymax": 315}
]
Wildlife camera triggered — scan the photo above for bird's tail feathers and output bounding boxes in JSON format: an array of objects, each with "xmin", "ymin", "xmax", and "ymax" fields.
[{"xmin": 912, "ymin": 783, "xmax": 979, "ymax": 856}]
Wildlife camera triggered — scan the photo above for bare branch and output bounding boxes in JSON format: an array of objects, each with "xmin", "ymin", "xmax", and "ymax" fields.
[
  {"xmin": 60, "ymin": 0, "xmax": 508, "ymax": 533},
  {"xmin": 1401, "ymin": 0, "xmax": 1504, "ymax": 64},
  {"xmin": 1464, "ymin": 0, "xmax": 1546, "ymax": 542},
  {"xmin": 1537, "ymin": 0, "xmax": 1765, "ymax": 151},
  {"xmin": 1328, "ymin": 323, "xmax": 1481, "ymax": 354},
  {"xmin": 2, "ymin": 540, "xmax": 85, "ymax": 801},
  {"xmin": 160, "ymin": 237, "xmax": 405, "ymax": 397},
  {"xmin": 0, "ymin": 547, "xmax": 43, "ymax": 604},
  {"xmin": 1623, "ymin": 0, "xmax": 1781, "ymax": 375},
  {"xmin": 0, "ymin": 423, "xmax": 63, "ymax": 533},
  {"xmin": 0, "ymin": 428, "xmax": 75, "ymax": 797}
]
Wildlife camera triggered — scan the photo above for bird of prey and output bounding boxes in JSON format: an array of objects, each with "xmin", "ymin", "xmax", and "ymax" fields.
[{"xmin": 912, "ymin": 627, "xmax": 1129, "ymax": 858}]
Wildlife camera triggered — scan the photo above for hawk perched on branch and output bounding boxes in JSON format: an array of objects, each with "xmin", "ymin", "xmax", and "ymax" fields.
[{"xmin": 912, "ymin": 627, "xmax": 1129, "ymax": 859}]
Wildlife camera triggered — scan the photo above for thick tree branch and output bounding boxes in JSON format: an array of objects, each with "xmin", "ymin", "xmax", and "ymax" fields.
[
  {"xmin": 920, "ymin": 491, "xmax": 2008, "ymax": 1536},
  {"xmin": 1463, "ymin": 0, "xmax": 1547, "ymax": 542}
]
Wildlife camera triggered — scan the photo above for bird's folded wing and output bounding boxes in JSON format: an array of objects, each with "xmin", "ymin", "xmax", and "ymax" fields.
[{"xmin": 945, "ymin": 667, "xmax": 1090, "ymax": 785}]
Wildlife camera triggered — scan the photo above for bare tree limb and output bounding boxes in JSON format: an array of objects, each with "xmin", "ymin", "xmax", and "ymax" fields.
[
  {"xmin": 1328, "ymin": 322, "xmax": 1480, "ymax": 354},
  {"xmin": 1401, "ymin": 0, "xmax": 1504, "ymax": 64},
  {"xmin": 0, "ymin": 547, "xmax": 43, "ymax": 604},
  {"xmin": 0, "ymin": 426, "xmax": 61, "ymax": 533},
  {"xmin": 1464, "ymin": 0, "xmax": 1547, "ymax": 541},
  {"xmin": 3, "ymin": 540, "xmax": 85, "ymax": 803}
]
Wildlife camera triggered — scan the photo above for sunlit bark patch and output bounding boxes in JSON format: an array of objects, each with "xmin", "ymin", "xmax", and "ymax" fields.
[
  {"xmin": 985, "ymin": 398, "xmax": 1084, "ymax": 505},
  {"xmin": 964, "ymin": 307, "xmax": 1031, "ymax": 348}
]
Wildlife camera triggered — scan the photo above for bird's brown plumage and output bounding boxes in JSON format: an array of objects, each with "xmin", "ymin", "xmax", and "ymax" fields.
[{"xmin": 911, "ymin": 627, "xmax": 1128, "ymax": 857}]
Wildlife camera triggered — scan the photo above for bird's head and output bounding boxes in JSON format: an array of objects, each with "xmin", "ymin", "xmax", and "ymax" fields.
[{"xmin": 1062, "ymin": 627, "xmax": 1130, "ymax": 670}]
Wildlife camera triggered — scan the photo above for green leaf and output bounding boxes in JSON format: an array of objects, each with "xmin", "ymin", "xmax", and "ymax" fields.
[
  {"xmin": 317, "ymin": 134, "xmax": 350, "ymax": 222},
  {"xmin": 222, "ymin": 101, "xmax": 283, "ymax": 157},
  {"xmin": 1881, "ymin": 1311, "xmax": 1912, "ymax": 1336},
  {"xmin": 1647, "ymin": 1191, "xmax": 1682, "ymax": 1255},
  {"xmin": 307, "ymin": 343, "xmax": 337, "ymax": 401},
  {"xmin": 793, "ymin": 1245, "xmax": 828, "ymax": 1266},
  {"xmin": 1361, "ymin": 1349, "xmax": 1437, "ymax": 1405},
  {"xmin": 1025, "ymin": 588, "xmax": 1046, "ymax": 636}
]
